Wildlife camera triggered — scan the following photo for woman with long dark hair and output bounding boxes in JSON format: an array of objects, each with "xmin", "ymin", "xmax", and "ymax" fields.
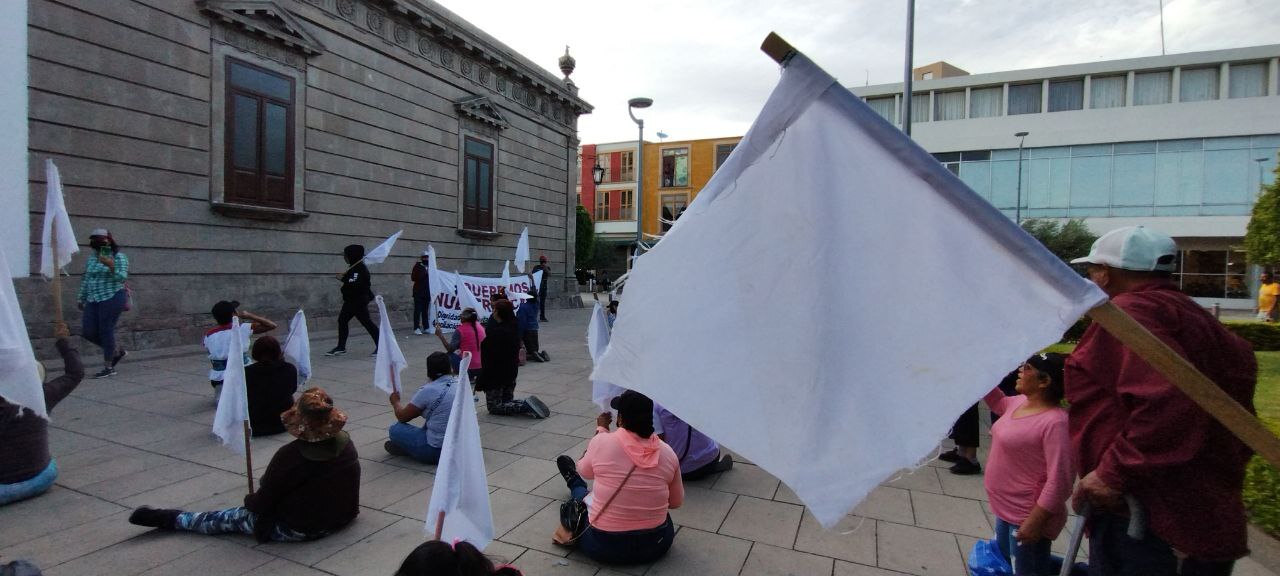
[
  {"xmin": 474, "ymin": 300, "xmax": 548, "ymax": 418},
  {"xmin": 245, "ymin": 335, "xmax": 298, "ymax": 437},
  {"xmin": 326, "ymin": 244, "xmax": 379, "ymax": 356},
  {"xmin": 77, "ymin": 228, "xmax": 129, "ymax": 378}
]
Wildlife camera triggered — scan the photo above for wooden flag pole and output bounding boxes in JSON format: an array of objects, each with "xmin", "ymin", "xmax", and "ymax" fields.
[
  {"xmin": 243, "ymin": 420, "xmax": 255, "ymax": 494},
  {"xmin": 433, "ymin": 510, "xmax": 445, "ymax": 540}
]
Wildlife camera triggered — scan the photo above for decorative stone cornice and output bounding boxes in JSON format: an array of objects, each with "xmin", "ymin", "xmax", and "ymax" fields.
[
  {"xmin": 199, "ymin": 0, "xmax": 325, "ymax": 56},
  {"xmin": 456, "ymin": 95, "xmax": 508, "ymax": 129}
]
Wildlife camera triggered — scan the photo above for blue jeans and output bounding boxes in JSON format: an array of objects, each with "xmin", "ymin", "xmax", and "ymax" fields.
[
  {"xmin": 175, "ymin": 507, "xmax": 315, "ymax": 542},
  {"xmin": 1087, "ymin": 513, "xmax": 1235, "ymax": 576},
  {"xmin": 82, "ymin": 289, "xmax": 126, "ymax": 364},
  {"xmin": 387, "ymin": 422, "xmax": 442, "ymax": 464},
  {"xmin": 579, "ymin": 515, "xmax": 676, "ymax": 565},
  {"xmin": 995, "ymin": 518, "xmax": 1054, "ymax": 576},
  {"xmin": 0, "ymin": 460, "xmax": 57, "ymax": 506},
  {"xmin": 413, "ymin": 295, "xmax": 430, "ymax": 330}
]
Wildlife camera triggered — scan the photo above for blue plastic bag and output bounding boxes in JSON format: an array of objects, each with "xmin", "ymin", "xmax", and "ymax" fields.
[{"xmin": 967, "ymin": 538, "xmax": 1013, "ymax": 576}]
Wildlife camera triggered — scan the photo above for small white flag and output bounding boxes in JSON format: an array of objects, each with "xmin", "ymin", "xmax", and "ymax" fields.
[
  {"xmin": 457, "ymin": 272, "xmax": 487, "ymax": 318},
  {"xmin": 212, "ymin": 318, "xmax": 253, "ymax": 453},
  {"xmin": 282, "ymin": 309, "xmax": 311, "ymax": 384},
  {"xmin": 363, "ymin": 230, "xmax": 403, "ymax": 265},
  {"xmin": 373, "ymin": 295, "xmax": 407, "ymax": 394},
  {"xmin": 514, "ymin": 227, "xmax": 530, "ymax": 273},
  {"xmin": 427, "ymin": 245, "xmax": 439, "ymax": 325},
  {"xmin": 588, "ymin": 302, "xmax": 623, "ymax": 410},
  {"xmin": 500, "ymin": 260, "xmax": 510, "ymax": 289},
  {"xmin": 0, "ymin": 251, "xmax": 46, "ymax": 420},
  {"xmin": 40, "ymin": 159, "xmax": 78, "ymax": 279},
  {"xmin": 426, "ymin": 353, "xmax": 494, "ymax": 548}
]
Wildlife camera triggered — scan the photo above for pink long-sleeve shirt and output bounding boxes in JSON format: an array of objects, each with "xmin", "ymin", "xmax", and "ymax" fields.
[
  {"xmin": 982, "ymin": 390, "xmax": 1074, "ymax": 539},
  {"xmin": 578, "ymin": 427, "xmax": 683, "ymax": 532}
]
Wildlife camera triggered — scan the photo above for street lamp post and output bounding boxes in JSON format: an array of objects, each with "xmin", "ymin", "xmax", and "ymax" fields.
[
  {"xmin": 1014, "ymin": 131, "xmax": 1029, "ymax": 225},
  {"xmin": 628, "ymin": 97, "xmax": 653, "ymax": 255}
]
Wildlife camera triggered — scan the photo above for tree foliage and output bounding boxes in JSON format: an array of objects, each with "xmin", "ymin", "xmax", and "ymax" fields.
[
  {"xmin": 1246, "ymin": 156, "xmax": 1280, "ymax": 268},
  {"xmin": 574, "ymin": 205, "xmax": 595, "ymax": 269},
  {"xmin": 1020, "ymin": 218, "xmax": 1098, "ymax": 265}
]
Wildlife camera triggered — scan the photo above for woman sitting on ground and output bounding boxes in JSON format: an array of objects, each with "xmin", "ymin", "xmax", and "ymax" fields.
[
  {"xmin": 554, "ymin": 390, "xmax": 683, "ymax": 565},
  {"xmin": 395, "ymin": 540, "xmax": 522, "ymax": 576},
  {"xmin": 385, "ymin": 352, "xmax": 457, "ymax": 463},
  {"xmin": 244, "ymin": 335, "xmax": 298, "ymax": 437},
  {"xmin": 127, "ymin": 387, "xmax": 361, "ymax": 542}
]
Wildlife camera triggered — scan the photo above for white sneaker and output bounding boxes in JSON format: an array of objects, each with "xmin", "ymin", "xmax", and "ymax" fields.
[{"xmin": 414, "ymin": 328, "xmax": 423, "ymax": 335}]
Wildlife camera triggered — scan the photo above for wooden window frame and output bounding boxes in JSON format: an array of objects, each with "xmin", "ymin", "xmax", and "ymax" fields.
[
  {"xmin": 224, "ymin": 58, "xmax": 295, "ymax": 210},
  {"xmin": 462, "ymin": 135, "xmax": 496, "ymax": 231}
]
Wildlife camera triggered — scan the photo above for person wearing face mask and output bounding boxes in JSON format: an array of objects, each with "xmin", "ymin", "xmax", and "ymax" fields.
[{"xmin": 77, "ymin": 228, "xmax": 129, "ymax": 378}]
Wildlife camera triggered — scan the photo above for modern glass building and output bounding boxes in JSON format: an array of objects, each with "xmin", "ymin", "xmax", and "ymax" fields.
[{"xmin": 853, "ymin": 45, "xmax": 1280, "ymax": 308}]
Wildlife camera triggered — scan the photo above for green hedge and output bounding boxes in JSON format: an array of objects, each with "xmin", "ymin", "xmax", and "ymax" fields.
[
  {"xmin": 1224, "ymin": 321, "xmax": 1280, "ymax": 351},
  {"xmin": 1245, "ymin": 420, "xmax": 1280, "ymax": 537}
]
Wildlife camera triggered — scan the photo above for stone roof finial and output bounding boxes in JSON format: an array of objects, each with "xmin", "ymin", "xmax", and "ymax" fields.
[{"xmin": 558, "ymin": 45, "xmax": 576, "ymax": 80}]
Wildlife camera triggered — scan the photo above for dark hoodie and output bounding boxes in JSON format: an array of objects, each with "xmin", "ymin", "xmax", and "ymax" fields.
[{"xmin": 340, "ymin": 245, "xmax": 373, "ymax": 303}]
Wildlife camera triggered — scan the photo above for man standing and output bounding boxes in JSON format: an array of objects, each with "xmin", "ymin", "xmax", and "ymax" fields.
[
  {"xmin": 411, "ymin": 250, "xmax": 431, "ymax": 335},
  {"xmin": 1257, "ymin": 271, "xmax": 1278, "ymax": 322},
  {"xmin": 532, "ymin": 254, "xmax": 551, "ymax": 322},
  {"xmin": 1067, "ymin": 226, "xmax": 1256, "ymax": 576}
]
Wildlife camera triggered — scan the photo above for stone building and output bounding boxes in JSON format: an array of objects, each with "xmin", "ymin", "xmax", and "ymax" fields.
[{"xmin": 11, "ymin": 0, "xmax": 591, "ymax": 355}]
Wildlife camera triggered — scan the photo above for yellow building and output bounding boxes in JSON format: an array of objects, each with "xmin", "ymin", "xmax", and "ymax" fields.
[{"xmin": 641, "ymin": 136, "xmax": 742, "ymax": 238}]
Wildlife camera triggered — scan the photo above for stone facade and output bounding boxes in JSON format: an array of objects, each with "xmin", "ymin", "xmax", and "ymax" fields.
[{"xmin": 18, "ymin": 0, "xmax": 590, "ymax": 357}]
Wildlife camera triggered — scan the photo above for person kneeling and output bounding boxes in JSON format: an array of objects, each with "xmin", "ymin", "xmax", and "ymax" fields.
[
  {"xmin": 553, "ymin": 391, "xmax": 683, "ymax": 565},
  {"xmin": 127, "ymin": 388, "xmax": 361, "ymax": 542},
  {"xmin": 385, "ymin": 352, "xmax": 457, "ymax": 463}
]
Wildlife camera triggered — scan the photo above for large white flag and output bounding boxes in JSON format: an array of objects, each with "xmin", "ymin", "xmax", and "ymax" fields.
[
  {"xmin": 373, "ymin": 295, "xmax": 407, "ymax": 394},
  {"xmin": 514, "ymin": 227, "xmax": 530, "ymax": 273},
  {"xmin": 40, "ymin": 159, "xmax": 78, "ymax": 279},
  {"xmin": 282, "ymin": 309, "xmax": 311, "ymax": 384},
  {"xmin": 212, "ymin": 318, "xmax": 253, "ymax": 453},
  {"xmin": 500, "ymin": 260, "xmax": 510, "ymax": 290},
  {"xmin": 426, "ymin": 244, "xmax": 439, "ymax": 324},
  {"xmin": 425, "ymin": 353, "xmax": 493, "ymax": 548},
  {"xmin": 363, "ymin": 230, "xmax": 403, "ymax": 265},
  {"xmin": 0, "ymin": 251, "xmax": 46, "ymax": 419},
  {"xmin": 587, "ymin": 302, "xmax": 623, "ymax": 410},
  {"xmin": 592, "ymin": 52, "xmax": 1107, "ymax": 527}
]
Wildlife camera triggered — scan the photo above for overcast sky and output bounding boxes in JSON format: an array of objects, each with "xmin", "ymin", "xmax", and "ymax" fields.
[{"xmin": 438, "ymin": 0, "xmax": 1280, "ymax": 145}]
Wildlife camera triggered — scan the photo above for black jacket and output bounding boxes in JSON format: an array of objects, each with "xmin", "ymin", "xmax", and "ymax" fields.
[
  {"xmin": 475, "ymin": 321, "xmax": 520, "ymax": 391},
  {"xmin": 340, "ymin": 263, "xmax": 373, "ymax": 303}
]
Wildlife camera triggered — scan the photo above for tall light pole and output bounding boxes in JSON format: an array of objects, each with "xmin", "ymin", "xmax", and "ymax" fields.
[
  {"xmin": 902, "ymin": 0, "xmax": 915, "ymax": 137},
  {"xmin": 628, "ymin": 97, "xmax": 652, "ymax": 255},
  {"xmin": 1014, "ymin": 131, "xmax": 1029, "ymax": 225}
]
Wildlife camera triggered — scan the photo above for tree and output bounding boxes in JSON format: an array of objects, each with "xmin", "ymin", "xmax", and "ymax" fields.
[
  {"xmin": 575, "ymin": 205, "xmax": 595, "ymax": 270},
  {"xmin": 1020, "ymin": 218, "xmax": 1098, "ymax": 265},
  {"xmin": 1246, "ymin": 155, "xmax": 1280, "ymax": 269}
]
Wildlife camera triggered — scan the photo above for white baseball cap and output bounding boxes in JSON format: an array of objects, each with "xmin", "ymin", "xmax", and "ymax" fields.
[{"xmin": 1071, "ymin": 226, "xmax": 1177, "ymax": 272}]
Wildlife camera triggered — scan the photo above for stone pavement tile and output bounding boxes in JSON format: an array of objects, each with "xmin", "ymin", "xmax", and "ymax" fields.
[
  {"xmin": 530, "ymin": 413, "xmax": 594, "ymax": 435},
  {"xmin": 712, "ymin": 463, "xmax": 781, "ymax": 499},
  {"xmin": 569, "ymin": 420, "xmax": 604, "ymax": 439},
  {"xmin": 1, "ymin": 509, "xmax": 144, "ymax": 568},
  {"xmin": 511, "ymin": 549, "xmax": 600, "ymax": 576},
  {"xmin": 77, "ymin": 458, "xmax": 211, "ymax": 501},
  {"xmin": 384, "ymin": 486, "xmax": 431, "ymax": 520},
  {"xmin": 669, "ymin": 485, "xmax": 737, "ymax": 533},
  {"xmin": 40, "ymin": 531, "xmax": 214, "ymax": 576},
  {"xmin": 484, "ymin": 448, "xmax": 523, "ymax": 474},
  {"xmin": 718, "ymin": 495, "xmax": 804, "ymax": 549},
  {"xmin": 46, "ymin": 427, "xmax": 112, "ymax": 458},
  {"xmin": 852, "ymin": 486, "xmax": 914, "ymax": 525},
  {"xmin": 357, "ymin": 458, "xmax": 406, "ymax": 485},
  {"xmin": 774, "ymin": 483, "xmax": 804, "ymax": 506},
  {"xmin": 530, "ymin": 474, "xmax": 576, "ymax": 501},
  {"xmin": 954, "ymin": 535, "xmax": 980, "ymax": 569},
  {"xmin": 910, "ymin": 491, "xmax": 992, "ymax": 539},
  {"xmin": 740, "ymin": 542, "xmax": 835, "ymax": 576},
  {"xmin": 488, "ymin": 456, "xmax": 559, "ymax": 493},
  {"xmin": 481, "ymin": 423, "xmax": 542, "ymax": 450},
  {"xmin": 255, "ymin": 506, "xmax": 401, "ymax": 566},
  {"xmin": 313, "ymin": 517, "xmax": 424, "ymax": 576},
  {"xmin": 110, "ymin": 413, "xmax": 212, "ymax": 448},
  {"xmin": 69, "ymin": 379, "xmax": 154, "ymax": 402},
  {"xmin": 883, "ymin": 467, "xmax": 943, "ymax": 495},
  {"xmin": 834, "ymin": 561, "xmax": 914, "ymax": 576},
  {"xmin": 345, "ymin": 422, "xmax": 391, "ymax": 449},
  {"xmin": 0, "ymin": 486, "xmax": 126, "ymax": 548},
  {"xmin": 139, "ymin": 537, "xmax": 277, "ymax": 575},
  {"xmin": 935, "ymin": 467, "xmax": 988, "ymax": 501},
  {"xmin": 360, "ymin": 467, "xmax": 435, "ymax": 510},
  {"xmin": 483, "ymin": 539, "xmax": 528, "ymax": 565},
  {"xmin": 489, "ymin": 488, "xmax": 555, "ymax": 538},
  {"xmin": 240, "ymin": 558, "xmax": 336, "ymax": 575},
  {"xmin": 508, "ymin": 432, "xmax": 586, "ymax": 460},
  {"xmin": 876, "ymin": 520, "xmax": 965, "ymax": 576},
  {"xmin": 648, "ymin": 527, "xmax": 751, "ymax": 576},
  {"xmin": 335, "ymin": 400, "xmax": 387, "ymax": 423},
  {"xmin": 793, "ymin": 512, "xmax": 876, "ymax": 565},
  {"xmin": 1235, "ymin": 557, "xmax": 1280, "ymax": 576},
  {"xmin": 107, "ymin": 388, "xmax": 214, "ymax": 420},
  {"xmin": 562, "ymin": 437, "xmax": 592, "ymax": 459},
  {"xmin": 562, "ymin": 550, "xmax": 648, "ymax": 576},
  {"xmin": 352, "ymin": 410, "xmax": 399, "ymax": 430},
  {"xmin": 500, "ymin": 501, "xmax": 570, "ymax": 557},
  {"xmin": 549, "ymin": 397, "xmax": 606, "ymax": 418},
  {"xmin": 119, "ymin": 469, "xmax": 248, "ymax": 509}
]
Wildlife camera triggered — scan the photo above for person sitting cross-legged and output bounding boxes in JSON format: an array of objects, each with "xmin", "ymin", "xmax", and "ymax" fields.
[{"xmin": 385, "ymin": 352, "xmax": 458, "ymax": 463}]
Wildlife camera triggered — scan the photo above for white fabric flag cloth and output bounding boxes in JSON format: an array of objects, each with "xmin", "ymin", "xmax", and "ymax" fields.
[
  {"xmin": 514, "ymin": 227, "xmax": 530, "ymax": 273},
  {"xmin": 587, "ymin": 302, "xmax": 624, "ymax": 410},
  {"xmin": 212, "ymin": 318, "xmax": 253, "ymax": 453},
  {"xmin": 500, "ymin": 260, "xmax": 510, "ymax": 288},
  {"xmin": 456, "ymin": 272, "xmax": 487, "ymax": 315},
  {"xmin": 592, "ymin": 52, "xmax": 1107, "ymax": 528},
  {"xmin": 0, "ymin": 251, "xmax": 47, "ymax": 419},
  {"xmin": 425, "ymin": 353, "xmax": 494, "ymax": 548},
  {"xmin": 373, "ymin": 295, "xmax": 407, "ymax": 394},
  {"xmin": 41, "ymin": 159, "xmax": 78, "ymax": 279},
  {"xmin": 282, "ymin": 309, "xmax": 311, "ymax": 383},
  {"xmin": 363, "ymin": 230, "xmax": 403, "ymax": 265},
  {"xmin": 426, "ymin": 244, "xmax": 439, "ymax": 324}
]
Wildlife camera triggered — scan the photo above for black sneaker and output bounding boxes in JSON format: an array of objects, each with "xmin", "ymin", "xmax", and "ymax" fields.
[
  {"xmin": 92, "ymin": 367, "xmax": 116, "ymax": 379},
  {"xmin": 538, "ymin": 351, "xmax": 550, "ymax": 362},
  {"xmin": 325, "ymin": 347, "xmax": 347, "ymax": 356},
  {"xmin": 384, "ymin": 441, "xmax": 409, "ymax": 457},
  {"xmin": 949, "ymin": 459, "xmax": 982, "ymax": 475},
  {"xmin": 714, "ymin": 453, "xmax": 734, "ymax": 472},
  {"xmin": 524, "ymin": 396, "xmax": 550, "ymax": 419},
  {"xmin": 128, "ymin": 506, "xmax": 181, "ymax": 529},
  {"xmin": 111, "ymin": 349, "xmax": 128, "ymax": 368},
  {"xmin": 556, "ymin": 455, "xmax": 582, "ymax": 485},
  {"xmin": 938, "ymin": 448, "xmax": 963, "ymax": 463}
]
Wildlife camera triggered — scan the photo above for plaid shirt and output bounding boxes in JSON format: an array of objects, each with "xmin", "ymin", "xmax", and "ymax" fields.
[{"xmin": 78, "ymin": 252, "xmax": 128, "ymax": 303}]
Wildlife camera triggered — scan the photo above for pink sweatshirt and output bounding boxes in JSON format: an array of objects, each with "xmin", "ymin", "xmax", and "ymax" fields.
[
  {"xmin": 982, "ymin": 390, "xmax": 1074, "ymax": 539},
  {"xmin": 578, "ymin": 427, "xmax": 684, "ymax": 532}
]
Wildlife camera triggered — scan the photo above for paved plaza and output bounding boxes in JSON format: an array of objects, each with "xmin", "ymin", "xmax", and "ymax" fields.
[{"xmin": 2, "ymin": 306, "xmax": 1278, "ymax": 576}]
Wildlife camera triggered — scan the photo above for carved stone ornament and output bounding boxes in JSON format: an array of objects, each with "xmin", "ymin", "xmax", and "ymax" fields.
[
  {"xmin": 441, "ymin": 48, "xmax": 454, "ymax": 68},
  {"xmin": 478, "ymin": 67, "xmax": 490, "ymax": 85},
  {"xmin": 394, "ymin": 24, "xmax": 409, "ymax": 44},
  {"xmin": 417, "ymin": 36, "xmax": 435, "ymax": 58},
  {"xmin": 199, "ymin": 0, "xmax": 325, "ymax": 56},
  {"xmin": 367, "ymin": 9, "xmax": 385, "ymax": 32},
  {"xmin": 336, "ymin": 0, "xmax": 355, "ymax": 16},
  {"xmin": 456, "ymin": 95, "xmax": 509, "ymax": 129},
  {"xmin": 558, "ymin": 45, "xmax": 575, "ymax": 79},
  {"xmin": 461, "ymin": 59, "xmax": 473, "ymax": 77},
  {"xmin": 496, "ymin": 76, "xmax": 507, "ymax": 93}
]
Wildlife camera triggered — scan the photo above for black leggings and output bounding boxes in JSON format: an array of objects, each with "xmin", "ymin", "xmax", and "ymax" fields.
[{"xmin": 337, "ymin": 300, "xmax": 379, "ymax": 349}]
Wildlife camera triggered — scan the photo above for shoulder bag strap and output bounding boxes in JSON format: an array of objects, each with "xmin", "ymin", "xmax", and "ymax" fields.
[{"xmin": 566, "ymin": 464, "xmax": 638, "ymax": 544}]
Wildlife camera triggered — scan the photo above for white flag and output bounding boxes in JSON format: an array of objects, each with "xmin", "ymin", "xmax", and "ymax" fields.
[
  {"xmin": 592, "ymin": 52, "xmax": 1107, "ymax": 528},
  {"xmin": 363, "ymin": 230, "xmax": 403, "ymax": 265},
  {"xmin": 282, "ymin": 309, "xmax": 311, "ymax": 384},
  {"xmin": 514, "ymin": 227, "xmax": 530, "ymax": 273},
  {"xmin": 425, "ymin": 353, "xmax": 493, "ymax": 548},
  {"xmin": 0, "ymin": 251, "xmax": 46, "ymax": 419},
  {"xmin": 500, "ymin": 260, "xmax": 510, "ymax": 289},
  {"xmin": 373, "ymin": 295, "xmax": 408, "ymax": 394},
  {"xmin": 212, "ymin": 318, "xmax": 253, "ymax": 453},
  {"xmin": 588, "ymin": 302, "xmax": 623, "ymax": 410},
  {"xmin": 427, "ymin": 244, "xmax": 439, "ymax": 325},
  {"xmin": 456, "ymin": 272, "xmax": 486, "ymax": 316},
  {"xmin": 40, "ymin": 159, "xmax": 78, "ymax": 279}
]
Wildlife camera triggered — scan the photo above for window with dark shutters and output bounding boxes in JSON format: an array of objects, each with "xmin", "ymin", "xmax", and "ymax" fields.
[
  {"xmin": 225, "ymin": 59, "xmax": 294, "ymax": 209},
  {"xmin": 463, "ymin": 136, "xmax": 495, "ymax": 230}
]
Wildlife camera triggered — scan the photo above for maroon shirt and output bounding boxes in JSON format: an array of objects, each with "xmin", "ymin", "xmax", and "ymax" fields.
[{"xmin": 1066, "ymin": 280, "xmax": 1256, "ymax": 560}]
